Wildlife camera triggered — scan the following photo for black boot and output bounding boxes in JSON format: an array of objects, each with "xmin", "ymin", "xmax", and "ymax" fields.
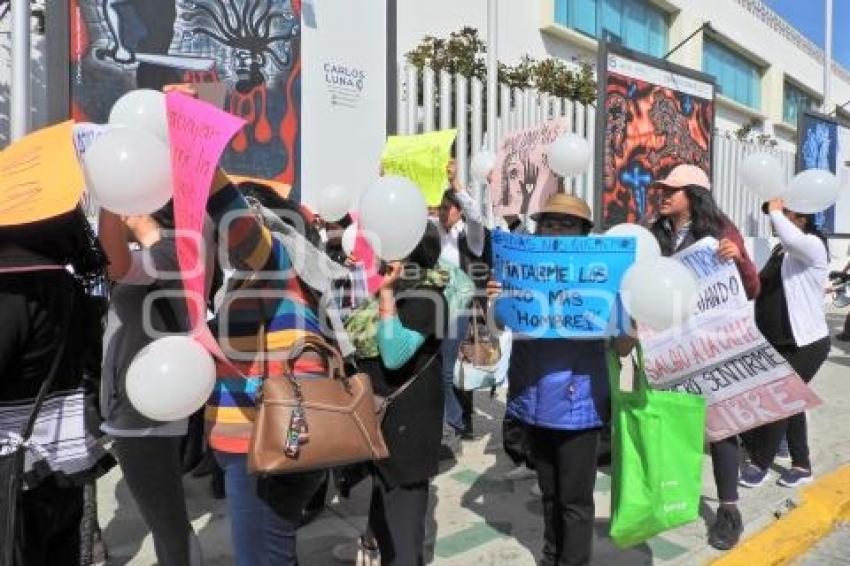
[{"xmin": 708, "ymin": 505, "xmax": 743, "ymax": 550}]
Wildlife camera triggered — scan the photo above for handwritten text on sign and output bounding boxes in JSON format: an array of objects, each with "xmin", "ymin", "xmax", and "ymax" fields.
[
  {"xmin": 641, "ymin": 238, "xmax": 821, "ymax": 441},
  {"xmin": 166, "ymin": 93, "xmax": 244, "ymax": 371},
  {"xmin": 166, "ymin": 92, "xmax": 244, "ymax": 329},
  {"xmin": 491, "ymin": 118, "xmax": 568, "ymax": 216},
  {"xmin": 380, "ymin": 129, "xmax": 457, "ymax": 206},
  {"xmin": 0, "ymin": 121, "xmax": 83, "ymax": 227},
  {"xmin": 492, "ymin": 230, "xmax": 635, "ymax": 338}
]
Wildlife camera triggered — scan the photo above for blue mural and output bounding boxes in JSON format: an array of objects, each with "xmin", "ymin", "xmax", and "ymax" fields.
[{"xmin": 798, "ymin": 114, "xmax": 838, "ymax": 232}]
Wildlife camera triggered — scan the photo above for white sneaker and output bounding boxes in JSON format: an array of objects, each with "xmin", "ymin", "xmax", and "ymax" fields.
[
  {"xmin": 530, "ymin": 483, "xmax": 542, "ymax": 497},
  {"xmin": 504, "ymin": 464, "xmax": 537, "ymax": 481}
]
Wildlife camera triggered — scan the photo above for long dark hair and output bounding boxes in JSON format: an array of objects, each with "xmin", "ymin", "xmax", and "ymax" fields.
[
  {"xmin": 0, "ymin": 207, "xmax": 107, "ymax": 292},
  {"xmin": 650, "ymin": 186, "xmax": 734, "ymax": 255},
  {"xmin": 149, "ymin": 200, "xmax": 175, "ymax": 231},
  {"xmin": 800, "ymin": 214, "xmax": 830, "ymax": 255},
  {"xmin": 237, "ymin": 181, "xmax": 322, "ymax": 248}
]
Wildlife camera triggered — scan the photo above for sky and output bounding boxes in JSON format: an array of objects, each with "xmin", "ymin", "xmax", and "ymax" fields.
[{"xmin": 764, "ymin": 0, "xmax": 850, "ymax": 71}]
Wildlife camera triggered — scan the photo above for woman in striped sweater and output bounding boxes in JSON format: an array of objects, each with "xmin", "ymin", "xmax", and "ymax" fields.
[{"xmin": 205, "ymin": 171, "xmax": 330, "ymax": 566}]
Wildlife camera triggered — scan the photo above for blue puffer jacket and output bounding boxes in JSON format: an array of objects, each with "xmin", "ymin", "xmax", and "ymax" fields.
[{"xmin": 505, "ymin": 337, "xmax": 610, "ymax": 430}]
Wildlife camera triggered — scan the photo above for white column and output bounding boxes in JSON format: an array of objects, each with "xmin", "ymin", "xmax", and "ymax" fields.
[
  {"xmin": 823, "ymin": 0, "xmax": 833, "ymax": 114},
  {"xmin": 486, "ymin": 0, "xmax": 498, "ymax": 151},
  {"xmin": 10, "ymin": 0, "xmax": 32, "ymax": 141}
]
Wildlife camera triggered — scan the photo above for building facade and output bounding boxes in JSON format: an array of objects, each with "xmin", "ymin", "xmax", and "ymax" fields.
[{"xmin": 397, "ymin": 0, "xmax": 850, "ymax": 150}]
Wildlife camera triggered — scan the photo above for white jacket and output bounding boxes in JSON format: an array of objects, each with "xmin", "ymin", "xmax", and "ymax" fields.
[{"xmin": 770, "ymin": 211, "xmax": 829, "ymax": 346}]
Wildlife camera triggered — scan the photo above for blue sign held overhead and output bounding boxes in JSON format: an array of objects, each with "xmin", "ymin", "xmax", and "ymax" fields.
[{"xmin": 491, "ymin": 230, "xmax": 636, "ymax": 339}]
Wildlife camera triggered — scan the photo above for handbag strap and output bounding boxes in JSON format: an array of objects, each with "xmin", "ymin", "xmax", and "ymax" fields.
[
  {"xmin": 18, "ymin": 286, "xmax": 75, "ymax": 440},
  {"xmin": 470, "ymin": 302, "xmax": 481, "ymax": 345},
  {"xmin": 377, "ymin": 350, "xmax": 440, "ymax": 413},
  {"xmin": 607, "ymin": 342, "xmax": 648, "ymax": 398},
  {"xmin": 0, "ymin": 265, "xmax": 66, "ymax": 275}
]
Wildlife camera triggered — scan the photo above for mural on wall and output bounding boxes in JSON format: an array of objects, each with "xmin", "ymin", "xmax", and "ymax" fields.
[
  {"xmin": 598, "ymin": 46, "xmax": 715, "ymax": 229},
  {"xmin": 797, "ymin": 112, "xmax": 841, "ymax": 233},
  {"xmin": 69, "ymin": 0, "xmax": 301, "ymax": 193}
]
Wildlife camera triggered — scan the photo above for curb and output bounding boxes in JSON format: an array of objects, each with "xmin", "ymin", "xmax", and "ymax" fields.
[{"xmin": 711, "ymin": 464, "xmax": 850, "ymax": 566}]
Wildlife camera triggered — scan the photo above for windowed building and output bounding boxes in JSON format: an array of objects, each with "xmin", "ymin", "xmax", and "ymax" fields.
[{"xmin": 398, "ymin": 0, "xmax": 850, "ymax": 149}]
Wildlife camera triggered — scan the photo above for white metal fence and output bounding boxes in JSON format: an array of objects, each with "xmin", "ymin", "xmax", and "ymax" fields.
[{"xmin": 396, "ymin": 64, "xmax": 796, "ymax": 237}]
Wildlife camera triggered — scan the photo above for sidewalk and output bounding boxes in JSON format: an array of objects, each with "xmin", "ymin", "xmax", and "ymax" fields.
[{"xmin": 96, "ymin": 310, "xmax": 850, "ymax": 565}]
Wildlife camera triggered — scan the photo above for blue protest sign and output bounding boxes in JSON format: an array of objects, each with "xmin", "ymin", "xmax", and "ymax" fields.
[{"xmin": 491, "ymin": 230, "xmax": 636, "ymax": 338}]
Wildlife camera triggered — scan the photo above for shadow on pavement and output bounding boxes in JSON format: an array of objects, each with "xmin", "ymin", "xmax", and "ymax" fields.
[
  {"xmin": 102, "ymin": 473, "xmax": 226, "ymax": 565},
  {"xmin": 452, "ymin": 395, "xmax": 653, "ymax": 564}
]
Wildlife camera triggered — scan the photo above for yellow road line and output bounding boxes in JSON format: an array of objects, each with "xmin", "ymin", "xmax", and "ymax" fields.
[{"xmin": 711, "ymin": 464, "xmax": 850, "ymax": 566}]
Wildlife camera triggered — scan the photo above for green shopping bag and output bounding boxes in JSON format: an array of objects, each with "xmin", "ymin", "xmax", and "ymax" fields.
[{"xmin": 608, "ymin": 346, "xmax": 706, "ymax": 548}]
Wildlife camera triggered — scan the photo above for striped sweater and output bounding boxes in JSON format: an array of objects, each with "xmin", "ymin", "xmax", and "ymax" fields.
[{"xmin": 205, "ymin": 184, "xmax": 327, "ymax": 453}]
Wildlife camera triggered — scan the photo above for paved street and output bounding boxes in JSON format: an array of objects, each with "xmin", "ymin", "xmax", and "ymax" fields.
[
  {"xmin": 795, "ymin": 523, "xmax": 850, "ymax": 566},
  {"xmin": 97, "ymin": 310, "xmax": 850, "ymax": 565}
]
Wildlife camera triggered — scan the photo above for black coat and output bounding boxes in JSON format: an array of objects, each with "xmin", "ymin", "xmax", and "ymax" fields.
[
  {"xmin": 0, "ymin": 263, "xmax": 93, "ymax": 402},
  {"xmin": 361, "ymin": 288, "xmax": 446, "ymax": 488}
]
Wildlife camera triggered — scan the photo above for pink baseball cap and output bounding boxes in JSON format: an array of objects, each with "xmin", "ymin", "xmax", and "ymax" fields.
[{"xmin": 650, "ymin": 164, "xmax": 711, "ymax": 191}]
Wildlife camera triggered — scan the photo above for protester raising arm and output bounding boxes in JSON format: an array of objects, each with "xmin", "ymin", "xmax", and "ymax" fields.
[
  {"xmin": 447, "ymin": 159, "xmax": 485, "ymax": 258},
  {"xmin": 376, "ymin": 261, "xmax": 427, "ymax": 370},
  {"xmin": 98, "ymin": 210, "xmax": 132, "ymax": 281},
  {"xmin": 766, "ymin": 199, "xmax": 828, "ymax": 268}
]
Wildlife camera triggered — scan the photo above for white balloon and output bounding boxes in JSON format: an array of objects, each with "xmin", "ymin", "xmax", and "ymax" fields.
[
  {"xmin": 341, "ymin": 223, "xmax": 358, "ymax": 257},
  {"xmin": 547, "ymin": 133, "xmax": 591, "ymax": 177},
  {"xmin": 317, "ymin": 185, "xmax": 352, "ymax": 222},
  {"xmin": 620, "ymin": 257, "xmax": 699, "ymax": 330},
  {"xmin": 82, "ymin": 128, "xmax": 173, "ymax": 215},
  {"xmin": 783, "ymin": 169, "xmax": 841, "ymax": 214},
  {"xmin": 739, "ymin": 152, "xmax": 786, "ymax": 200},
  {"xmin": 358, "ymin": 176, "xmax": 428, "ymax": 261},
  {"xmin": 109, "ymin": 89, "xmax": 169, "ymax": 142},
  {"xmin": 126, "ymin": 336, "xmax": 216, "ymax": 422},
  {"xmin": 470, "ymin": 151, "xmax": 496, "ymax": 183},
  {"xmin": 605, "ymin": 223, "xmax": 661, "ymax": 262}
]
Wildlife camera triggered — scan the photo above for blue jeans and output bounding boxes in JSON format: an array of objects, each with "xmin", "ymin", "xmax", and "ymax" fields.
[
  {"xmin": 441, "ymin": 314, "xmax": 470, "ymax": 432},
  {"xmin": 214, "ymin": 452, "xmax": 324, "ymax": 566}
]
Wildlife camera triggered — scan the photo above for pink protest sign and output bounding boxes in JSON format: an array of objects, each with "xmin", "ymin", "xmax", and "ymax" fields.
[
  {"xmin": 166, "ymin": 92, "xmax": 244, "ymax": 329},
  {"xmin": 640, "ymin": 238, "xmax": 821, "ymax": 441},
  {"xmin": 491, "ymin": 118, "xmax": 569, "ymax": 217},
  {"xmin": 167, "ymin": 92, "xmax": 244, "ymax": 371},
  {"xmin": 348, "ymin": 211, "xmax": 383, "ymax": 294}
]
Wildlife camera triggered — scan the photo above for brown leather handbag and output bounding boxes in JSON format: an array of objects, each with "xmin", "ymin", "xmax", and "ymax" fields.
[{"xmin": 247, "ymin": 335, "xmax": 389, "ymax": 475}]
